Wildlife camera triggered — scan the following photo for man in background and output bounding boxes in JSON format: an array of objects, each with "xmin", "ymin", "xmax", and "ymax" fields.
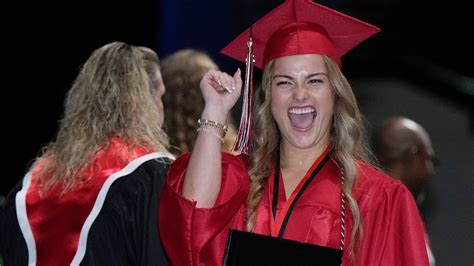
[{"xmin": 372, "ymin": 116, "xmax": 437, "ymax": 265}]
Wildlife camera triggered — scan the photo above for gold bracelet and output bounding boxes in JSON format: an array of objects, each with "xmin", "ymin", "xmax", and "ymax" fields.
[
  {"xmin": 198, "ymin": 118, "xmax": 228, "ymax": 137},
  {"xmin": 196, "ymin": 127, "xmax": 225, "ymax": 143}
]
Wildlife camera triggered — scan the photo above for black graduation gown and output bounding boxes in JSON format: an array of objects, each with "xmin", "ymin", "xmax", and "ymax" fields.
[{"xmin": 1, "ymin": 158, "xmax": 172, "ymax": 266}]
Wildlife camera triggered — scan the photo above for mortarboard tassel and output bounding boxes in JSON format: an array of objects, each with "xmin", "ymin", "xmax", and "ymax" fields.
[{"xmin": 233, "ymin": 31, "xmax": 255, "ymax": 154}]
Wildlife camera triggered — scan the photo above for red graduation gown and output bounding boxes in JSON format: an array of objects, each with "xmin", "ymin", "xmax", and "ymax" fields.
[{"xmin": 159, "ymin": 152, "xmax": 429, "ymax": 265}]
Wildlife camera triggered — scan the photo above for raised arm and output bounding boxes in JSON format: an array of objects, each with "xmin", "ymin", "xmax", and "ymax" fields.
[{"xmin": 182, "ymin": 69, "xmax": 242, "ymax": 207}]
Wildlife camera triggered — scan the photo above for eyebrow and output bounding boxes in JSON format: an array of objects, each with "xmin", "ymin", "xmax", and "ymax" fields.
[{"xmin": 272, "ymin": 72, "xmax": 328, "ymax": 81}]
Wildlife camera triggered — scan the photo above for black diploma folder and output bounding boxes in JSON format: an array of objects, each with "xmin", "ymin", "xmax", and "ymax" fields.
[{"xmin": 223, "ymin": 229, "xmax": 343, "ymax": 265}]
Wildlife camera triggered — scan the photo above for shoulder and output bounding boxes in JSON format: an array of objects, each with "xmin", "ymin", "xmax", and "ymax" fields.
[
  {"xmin": 353, "ymin": 162, "xmax": 412, "ymax": 203},
  {"xmin": 356, "ymin": 162, "xmax": 403, "ymax": 188},
  {"xmin": 105, "ymin": 155, "xmax": 173, "ymax": 208},
  {"xmin": 224, "ymin": 152, "xmax": 249, "ymax": 171},
  {"xmin": 115, "ymin": 154, "xmax": 172, "ymax": 184},
  {"xmin": 137, "ymin": 156, "xmax": 173, "ymax": 176}
]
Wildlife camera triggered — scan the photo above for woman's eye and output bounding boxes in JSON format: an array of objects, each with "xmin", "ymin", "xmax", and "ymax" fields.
[
  {"xmin": 276, "ymin": 80, "xmax": 291, "ymax": 86},
  {"xmin": 308, "ymin": 79, "xmax": 323, "ymax": 84}
]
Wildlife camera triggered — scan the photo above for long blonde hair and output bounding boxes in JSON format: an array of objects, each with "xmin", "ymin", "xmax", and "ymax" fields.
[
  {"xmin": 33, "ymin": 41, "xmax": 169, "ymax": 192},
  {"xmin": 246, "ymin": 55, "xmax": 372, "ymax": 259}
]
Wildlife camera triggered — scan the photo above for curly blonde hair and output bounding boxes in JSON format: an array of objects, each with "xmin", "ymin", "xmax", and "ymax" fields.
[
  {"xmin": 33, "ymin": 41, "xmax": 169, "ymax": 193},
  {"xmin": 161, "ymin": 49, "xmax": 237, "ymax": 155},
  {"xmin": 246, "ymin": 55, "xmax": 373, "ymax": 259}
]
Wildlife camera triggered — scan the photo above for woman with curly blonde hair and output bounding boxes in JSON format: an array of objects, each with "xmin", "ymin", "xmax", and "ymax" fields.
[{"xmin": 1, "ymin": 41, "xmax": 174, "ymax": 265}]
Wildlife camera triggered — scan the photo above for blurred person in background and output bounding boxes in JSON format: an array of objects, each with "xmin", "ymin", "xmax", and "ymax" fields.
[
  {"xmin": 372, "ymin": 115, "xmax": 437, "ymax": 265},
  {"xmin": 161, "ymin": 49, "xmax": 238, "ymax": 156}
]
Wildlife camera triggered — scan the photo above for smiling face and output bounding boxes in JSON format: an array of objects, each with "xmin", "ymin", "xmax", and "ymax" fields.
[{"xmin": 270, "ymin": 54, "xmax": 335, "ymax": 150}]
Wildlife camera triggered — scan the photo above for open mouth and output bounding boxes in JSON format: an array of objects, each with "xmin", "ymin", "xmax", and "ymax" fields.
[{"xmin": 288, "ymin": 107, "xmax": 316, "ymax": 130}]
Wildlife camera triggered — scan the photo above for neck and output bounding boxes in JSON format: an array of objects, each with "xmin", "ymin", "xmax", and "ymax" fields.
[{"xmin": 280, "ymin": 141, "xmax": 330, "ymax": 169}]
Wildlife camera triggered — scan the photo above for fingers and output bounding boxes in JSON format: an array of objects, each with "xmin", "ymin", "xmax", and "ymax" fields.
[
  {"xmin": 200, "ymin": 69, "xmax": 243, "ymax": 114},
  {"xmin": 233, "ymin": 68, "xmax": 242, "ymax": 94},
  {"xmin": 204, "ymin": 69, "xmax": 238, "ymax": 94},
  {"xmin": 217, "ymin": 71, "xmax": 234, "ymax": 93}
]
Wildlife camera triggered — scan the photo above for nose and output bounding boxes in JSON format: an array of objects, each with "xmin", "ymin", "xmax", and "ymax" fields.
[{"xmin": 294, "ymin": 84, "xmax": 308, "ymax": 101}]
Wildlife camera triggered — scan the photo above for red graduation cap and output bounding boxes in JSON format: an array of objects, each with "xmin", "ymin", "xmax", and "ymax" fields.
[
  {"xmin": 221, "ymin": 0, "xmax": 381, "ymax": 69},
  {"xmin": 222, "ymin": 0, "xmax": 380, "ymax": 153}
]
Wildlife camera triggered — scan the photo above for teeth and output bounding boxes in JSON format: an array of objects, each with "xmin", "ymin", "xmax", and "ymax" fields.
[{"xmin": 288, "ymin": 107, "xmax": 315, "ymax": 114}]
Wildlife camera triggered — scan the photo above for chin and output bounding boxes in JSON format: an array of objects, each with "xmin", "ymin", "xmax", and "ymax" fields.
[{"xmin": 288, "ymin": 137, "xmax": 318, "ymax": 149}]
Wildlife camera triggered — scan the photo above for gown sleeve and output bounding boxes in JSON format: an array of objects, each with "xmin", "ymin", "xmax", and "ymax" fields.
[
  {"xmin": 159, "ymin": 152, "xmax": 250, "ymax": 266},
  {"xmin": 354, "ymin": 175, "xmax": 430, "ymax": 266}
]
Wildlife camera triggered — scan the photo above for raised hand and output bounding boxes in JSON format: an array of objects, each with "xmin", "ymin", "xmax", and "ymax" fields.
[{"xmin": 200, "ymin": 69, "xmax": 242, "ymax": 122}]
